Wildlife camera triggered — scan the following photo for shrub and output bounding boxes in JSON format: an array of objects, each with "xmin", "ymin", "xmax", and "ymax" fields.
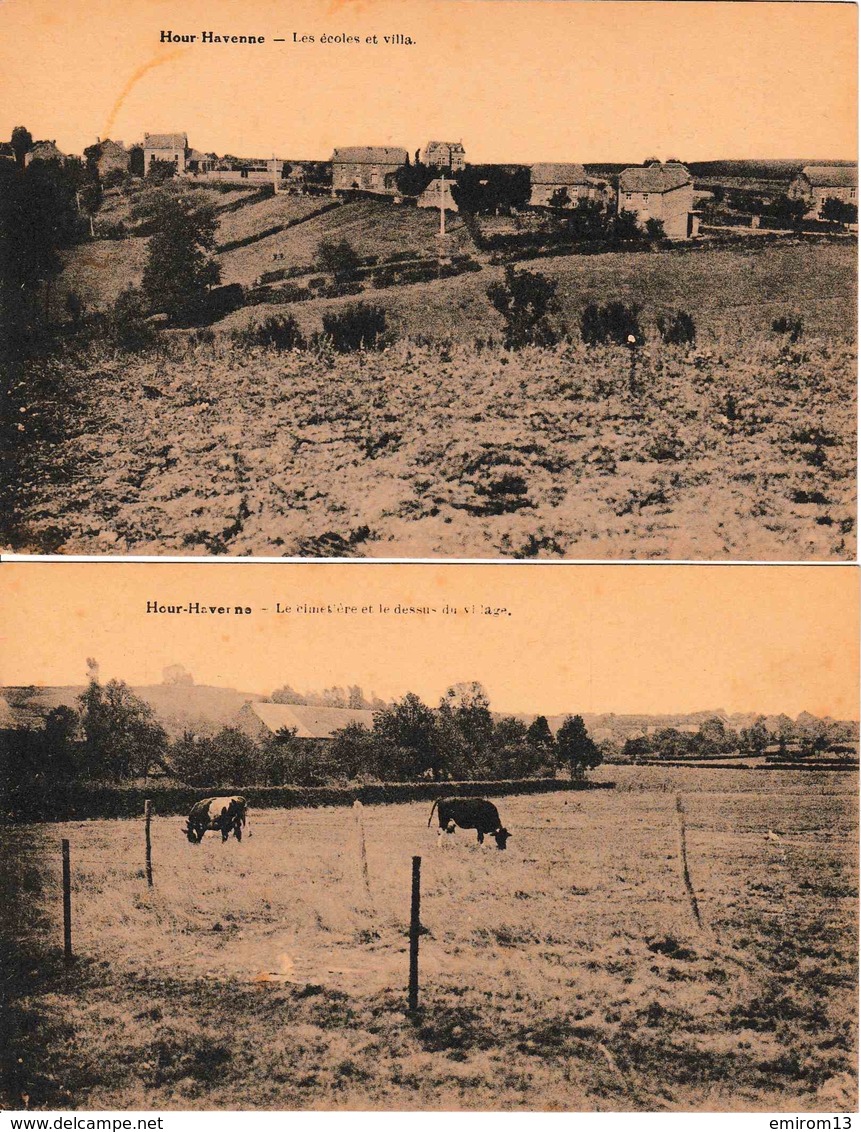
[
  {"xmin": 97, "ymin": 220, "xmax": 128, "ymax": 240},
  {"xmin": 656, "ymin": 309, "xmax": 696, "ymax": 345},
  {"xmin": 318, "ymin": 281, "xmax": 363, "ymax": 299},
  {"xmin": 320, "ymin": 302, "xmax": 389, "ymax": 352},
  {"xmin": 233, "ymin": 314, "xmax": 305, "ymax": 351},
  {"xmin": 645, "ymin": 217, "xmax": 666, "ymax": 240},
  {"xmin": 486, "ymin": 265, "xmax": 562, "ymax": 349},
  {"xmin": 107, "ymin": 286, "xmax": 158, "ymax": 351},
  {"xmin": 581, "ymin": 301, "xmax": 643, "ymax": 346},
  {"xmin": 772, "ymin": 315, "xmax": 803, "ymax": 342},
  {"xmin": 316, "ymin": 238, "xmax": 362, "ymax": 281}
]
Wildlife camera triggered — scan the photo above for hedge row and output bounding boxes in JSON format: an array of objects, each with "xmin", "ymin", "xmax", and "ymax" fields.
[{"xmin": 5, "ymin": 777, "xmax": 612, "ymax": 823}]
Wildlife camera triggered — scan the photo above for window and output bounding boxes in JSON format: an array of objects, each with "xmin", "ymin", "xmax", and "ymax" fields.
[
  {"xmin": 851, "ymin": 189, "xmax": 857, "ymax": 200},
  {"xmin": 625, "ymin": 192, "xmax": 632, "ymax": 201},
  {"xmin": 643, "ymin": 193, "xmax": 650, "ymax": 204}
]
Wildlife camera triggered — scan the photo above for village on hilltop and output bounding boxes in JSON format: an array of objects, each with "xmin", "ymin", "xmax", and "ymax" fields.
[{"xmin": 5, "ymin": 130, "xmax": 858, "ymax": 240}]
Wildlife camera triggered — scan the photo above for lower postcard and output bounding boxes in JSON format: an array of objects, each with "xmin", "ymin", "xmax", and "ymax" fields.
[{"xmin": 0, "ymin": 561, "xmax": 858, "ymax": 1117}]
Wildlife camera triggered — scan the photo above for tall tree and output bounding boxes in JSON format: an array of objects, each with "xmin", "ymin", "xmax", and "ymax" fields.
[
  {"xmin": 373, "ymin": 692, "xmax": 442, "ymax": 779},
  {"xmin": 77, "ymin": 676, "xmax": 167, "ymax": 781},
  {"xmin": 10, "ymin": 126, "xmax": 32, "ymax": 168},
  {"xmin": 136, "ymin": 188, "xmax": 220, "ymax": 321},
  {"xmin": 526, "ymin": 715, "xmax": 557, "ymax": 761},
  {"xmin": 556, "ymin": 714, "xmax": 602, "ymax": 779}
]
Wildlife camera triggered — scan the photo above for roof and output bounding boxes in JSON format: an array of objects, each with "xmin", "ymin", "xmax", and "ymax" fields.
[
  {"xmin": 801, "ymin": 165, "xmax": 857, "ymax": 188},
  {"xmin": 246, "ymin": 702, "xmax": 377, "ymax": 738},
  {"xmin": 0, "ymin": 143, "xmax": 15, "ymax": 159},
  {"xmin": 426, "ymin": 141, "xmax": 465, "ymax": 152},
  {"xmin": 530, "ymin": 163, "xmax": 588, "ymax": 185},
  {"xmin": 331, "ymin": 146, "xmax": 408, "ymax": 165},
  {"xmin": 98, "ymin": 139, "xmax": 127, "ymax": 153},
  {"xmin": 29, "ymin": 141, "xmax": 64, "ymax": 157},
  {"xmin": 187, "ymin": 148, "xmax": 210, "ymax": 162},
  {"xmin": 619, "ymin": 162, "xmax": 692, "ymax": 193},
  {"xmin": 145, "ymin": 133, "xmax": 188, "ymax": 150}
]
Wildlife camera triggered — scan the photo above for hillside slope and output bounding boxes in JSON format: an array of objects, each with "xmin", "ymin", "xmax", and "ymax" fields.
[
  {"xmin": 218, "ymin": 198, "xmax": 476, "ymax": 286},
  {"xmin": 0, "ymin": 684, "xmax": 265, "ymax": 739}
]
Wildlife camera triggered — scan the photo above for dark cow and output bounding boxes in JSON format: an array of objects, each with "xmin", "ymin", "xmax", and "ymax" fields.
[
  {"xmin": 428, "ymin": 797, "xmax": 510, "ymax": 849},
  {"xmin": 184, "ymin": 796, "xmax": 248, "ymax": 843}
]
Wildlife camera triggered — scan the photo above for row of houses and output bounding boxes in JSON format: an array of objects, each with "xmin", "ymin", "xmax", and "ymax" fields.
[{"xmin": 10, "ymin": 130, "xmax": 856, "ymax": 235}]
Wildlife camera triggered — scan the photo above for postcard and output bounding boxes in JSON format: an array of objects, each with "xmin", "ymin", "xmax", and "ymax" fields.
[
  {"xmin": 0, "ymin": 561, "xmax": 857, "ymax": 1111},
  {"xmin": 0, "ymin": 0, "xmax": 856, "ymax": 559}
]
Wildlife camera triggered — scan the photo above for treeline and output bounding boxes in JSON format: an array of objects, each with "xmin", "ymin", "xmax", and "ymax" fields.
[
  {"xmin": 620, "ymin": 714, "xmax": 856, "ymax": 762},
  {"xmin": 0, "ymin": 676, "xmax": 603, "ymax": 795}
]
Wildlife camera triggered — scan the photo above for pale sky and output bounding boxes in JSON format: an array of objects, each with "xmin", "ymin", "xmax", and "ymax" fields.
[
  {"xmin": 0, "ymin": 0, "xmax": 856, "ymax": 164},
  {"xmin": 0, "ymin": 564, "xmax": 857, "ymax": 718}
]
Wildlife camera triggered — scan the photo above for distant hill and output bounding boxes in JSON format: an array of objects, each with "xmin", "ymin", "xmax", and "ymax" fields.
[{"xmin": 0, "ymin": 684, "xmax": 266, "ymax": 740}]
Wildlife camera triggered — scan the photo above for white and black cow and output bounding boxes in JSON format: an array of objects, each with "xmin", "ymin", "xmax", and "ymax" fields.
[
  {"xmin": 428, "ymin": 797, "xmax": 510, "ymax": 849},
  {"xmin": 184, "ymin": 796, "xmax": 248, "ymax": 843}
]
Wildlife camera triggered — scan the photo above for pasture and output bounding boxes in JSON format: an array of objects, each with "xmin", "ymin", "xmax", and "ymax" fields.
[{"xmin": 3, "ymin": 769, "xmax": 857, "ymax": 1111}]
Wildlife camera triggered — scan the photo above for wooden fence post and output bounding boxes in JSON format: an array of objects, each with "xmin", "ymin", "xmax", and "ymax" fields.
[
  {"xmin": 408, "ymin": 855, "xmax": 421, "ymax": 1013},
  {"xmin": 353, "ymin": 800, "xmax": 372, "ymax": 908},
  {"xmin": 144, "ymin": 800, "xmax": 153, "ymax": 887},
  {"xmin": 61, "ymin": 838, "xmax": 72, "ymax": 963}
]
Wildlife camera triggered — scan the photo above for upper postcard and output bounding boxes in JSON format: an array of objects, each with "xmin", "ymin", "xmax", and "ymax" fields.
[{"xmin": 1, "ymin": 0, "xmax": 856, "ymax": 560}]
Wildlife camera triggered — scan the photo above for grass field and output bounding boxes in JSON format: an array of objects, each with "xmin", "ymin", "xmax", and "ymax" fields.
[{"xmin": 3, "ymin": 769, "xmax": 857, "ymax": 1111}]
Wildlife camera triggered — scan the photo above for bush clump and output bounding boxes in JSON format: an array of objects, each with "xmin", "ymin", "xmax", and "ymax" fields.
[
  {"xmin": 656, "ymin": 309, "xmax": 696, "ymax": 345},
  {"xmin": 233, "ymin": 314, "xmax": 305, "ymax": 351},
  {"xmin": 106, "ymin": 286, "xmax": 159, "ymax": 352},
  {"xmin": 486, "ymin": 265, "xmax": 562, "ymax": 349},
  {"xmin": 772, "ymin": 315, "xmax": 803, "ymax": 342},
  {"xmin": 581, "ymin": 301, "xmax": 643, "ymax": 346},
  {"xmin": 320, "ymin": 303, "xmax": 390, "ymax": 352}
]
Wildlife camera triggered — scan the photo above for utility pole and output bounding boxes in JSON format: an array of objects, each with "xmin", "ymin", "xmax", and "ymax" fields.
[{"xmin": 439, "ymin": 170, "xmax": 446, "ymax": 238}]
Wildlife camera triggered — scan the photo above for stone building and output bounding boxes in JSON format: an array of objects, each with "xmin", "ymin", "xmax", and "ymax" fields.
[
  {"xmin": 422, "ymin": 141, "xmax": 466, "ymax": 171},
  {"xmin": 143, "ymin": 132, "xmax": 189, "ymax": 174},
  {"xmin": 330, "ymin": 146, "xmax": 408, "ymax": 193},
  {"xmin": 417, "ymin": 177, "xmax": 459, "ymax": 211},
  {"xmin": 617, "ymin": 161, "xmax": 695, "ymax": 239},
  {"xmin": 24, "ymin": 140, "xmax": 67, "ymax": 166},
  {"xmin": 529, "ymin": 163, "xmax": 610, "ymax": 208},
  {"xmin": 88, "ymin": 139, "xmax": 129, "ymax": 178},
  {"xmin": 788, "ymin": 165, "xmax": 858, "ymax": 217},
  {"xmin": 236, "ymin": 702, "xmax": 376, "ymax": 747}
]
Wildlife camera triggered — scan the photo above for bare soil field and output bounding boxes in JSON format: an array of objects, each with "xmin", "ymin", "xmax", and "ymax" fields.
[
  {"xmin": 3, "ymin": 769, "xmax": 856, "ymax": 1110},
  {"xmin": 10, "ymin": 321, "xmax": 855, "ymax": 558}
]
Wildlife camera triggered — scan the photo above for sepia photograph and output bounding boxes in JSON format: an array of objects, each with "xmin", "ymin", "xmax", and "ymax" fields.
[
  {"xmin": 0, "ymin": 0, "xmax": 857, "ymax": 559},
  {"xmin": 0, "ymin": 561, "xmax": 857, "ymax": 1112}
]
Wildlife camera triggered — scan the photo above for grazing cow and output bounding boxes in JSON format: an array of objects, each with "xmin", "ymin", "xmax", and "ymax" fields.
[
  {"xmin": 184, "ymin": 796, "xmax": 248, "ymax": 844},
  {"xmin": 428, "ymin": 797, "xmax": 510, "ymax": 849}
]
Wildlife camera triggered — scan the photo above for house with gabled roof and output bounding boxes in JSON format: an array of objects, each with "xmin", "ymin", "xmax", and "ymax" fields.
[
  {"xmin": 331, "ymin": 146, "xmax": 408, "ymax": 193},
  {"xmin": 423, "ymin": 141, "xmax": 466, "ymax": 172},
  {"xmin": 617, "ymin": 161, "xmax": 695, "ymax": 238},
  {"xmin": 0, "ymin": 143, "xmax": 16, "ymax": 165},
  {"xmin": 24, "ymin": 140, "xmax": 67, "ymax": 166},
  {"xmin": 788, "ymin": 165, "xmax": 857, "ymax": 217},
  {"xmin": 236, "ymin": 702, "xmax": 376, "ymax": 745},
  {"xmin": 529, "ymin": 162, "xmax": 611, "ymax": 208},
  {"xmin": 88, "ymin": 138, "xmax": 129, "ymax": 178},
  {"xmin": 144, "ymin": 132, "xmax": 189, "ymax": 173}
]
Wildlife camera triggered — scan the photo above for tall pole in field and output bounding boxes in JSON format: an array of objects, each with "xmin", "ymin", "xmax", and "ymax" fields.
[
  {"xmin": 144, "ymin": 800, "xmax": 153, "ymax": 887},
  {"xmin": 408, "ymin": 855, "xmax": 422, "ymax": 1013},
  {"xmin": 61, "ymin": 839, "xmax": 72, "ymax": 963},
  {"xmin": 439, "ymin": 172, "xmax": 446, "ymax": 239}
]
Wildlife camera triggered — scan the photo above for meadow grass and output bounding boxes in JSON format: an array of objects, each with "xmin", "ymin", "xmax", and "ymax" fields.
[{"xmin": 4, "ymin": 770, "xmax": 857, "ymax": 1110}]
